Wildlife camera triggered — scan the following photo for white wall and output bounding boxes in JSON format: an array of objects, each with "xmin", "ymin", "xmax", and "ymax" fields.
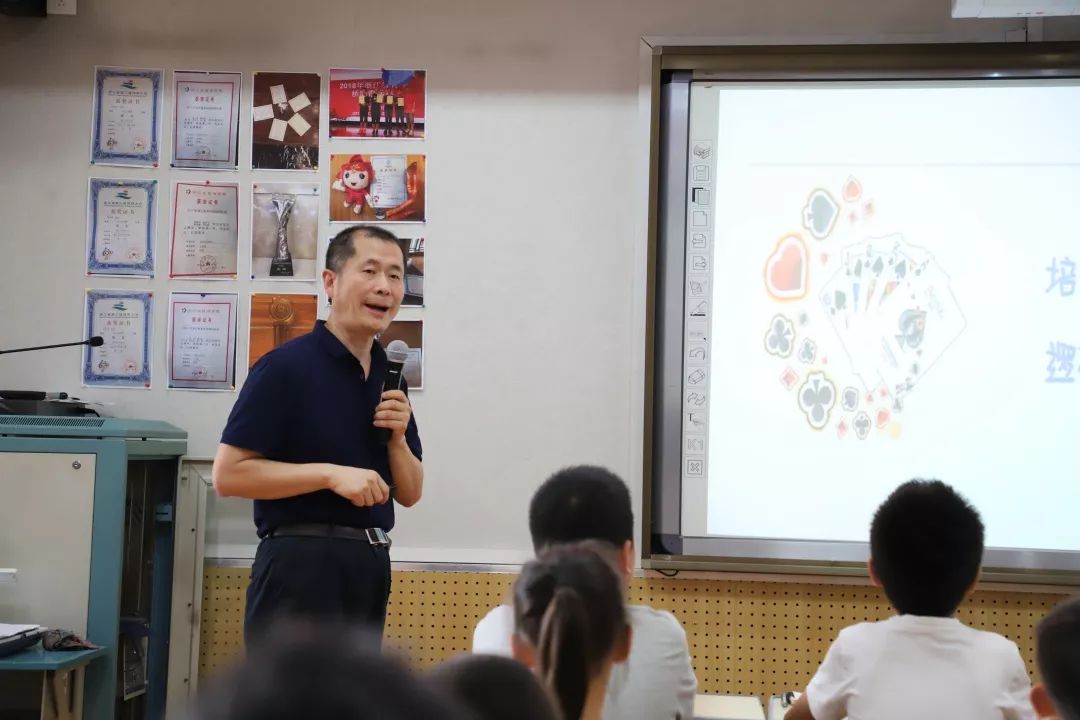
[{"xmin": 1, "ymin": 0, "xmax": 1070, "ymax": 563}]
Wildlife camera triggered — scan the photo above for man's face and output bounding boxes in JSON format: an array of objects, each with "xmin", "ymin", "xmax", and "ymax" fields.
[{"xmin": 323, "ymin": 234, "xmax": 405, "ymax": 335}]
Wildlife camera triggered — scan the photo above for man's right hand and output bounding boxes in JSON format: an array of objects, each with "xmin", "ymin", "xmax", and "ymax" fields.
[{"xmin": 327, "ymin": 466, "xmax": 391, "ymax": 507}]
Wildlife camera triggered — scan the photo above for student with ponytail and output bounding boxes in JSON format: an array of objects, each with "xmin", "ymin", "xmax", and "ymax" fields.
[{"xmin": 511, "ymin": 543, "xmax": 632, "ymax": 720}]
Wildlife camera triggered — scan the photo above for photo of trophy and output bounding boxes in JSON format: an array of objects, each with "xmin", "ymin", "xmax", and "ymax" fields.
[
  {"xmin": 269, "ymin": 194, "xmax": 296, "ymax": 277},
  {"xmin": 251, "ymin": 182, "xmax": 318, "ymax": 280}
]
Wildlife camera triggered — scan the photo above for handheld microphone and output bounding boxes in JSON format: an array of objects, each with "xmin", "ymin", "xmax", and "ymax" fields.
[
  {"xmin": 0, "ymin": 336, "xmax": 104, "ymax": 356},
  {"xmin": 376, "ymin": 341, "xmax": 410, "ymax": 445}
]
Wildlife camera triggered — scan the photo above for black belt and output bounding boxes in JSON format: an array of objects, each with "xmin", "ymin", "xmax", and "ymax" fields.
[{"xmin": 268, "ymin": 524, "xmax": 391, "ymax": 546}]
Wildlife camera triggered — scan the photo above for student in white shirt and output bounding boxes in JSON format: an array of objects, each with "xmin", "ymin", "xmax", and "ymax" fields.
[
  {"xmin": 1031, "ymin": 596, "xmax": 1080, "ymax": 720},
  {"xmin": 472, "ymin": 465, "xmax": 697, "ymax": 720},
  {"xmin": 786, "ymin": 479, "xmax": 1035, "ymax": 720}
]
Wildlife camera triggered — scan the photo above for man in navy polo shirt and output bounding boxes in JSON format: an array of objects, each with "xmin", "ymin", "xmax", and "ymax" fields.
[{"xmin": 212, "ymin": 225, "xmax": 423, "ymax": 645}]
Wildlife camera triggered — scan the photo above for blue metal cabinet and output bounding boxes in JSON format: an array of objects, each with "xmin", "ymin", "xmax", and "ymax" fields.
[{"xmin": 0, "ymin": 415, "xmax": 187, "ymax": 720}]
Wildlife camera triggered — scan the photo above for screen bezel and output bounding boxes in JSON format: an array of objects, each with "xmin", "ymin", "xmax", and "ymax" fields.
[{"xmin": 643, "ymin": 42, "xmax": 1080, "ymax": 584}]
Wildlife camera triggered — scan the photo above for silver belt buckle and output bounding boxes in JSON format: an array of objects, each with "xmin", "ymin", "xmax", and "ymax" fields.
[{"xmin": 365, "ymin": 528, "xmax": 391, "ymax": 547}]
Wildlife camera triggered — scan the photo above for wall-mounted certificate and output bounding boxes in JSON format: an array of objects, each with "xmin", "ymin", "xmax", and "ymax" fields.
[
  {"xmin": 172, "ymin": 70, "xmax": 241, "ymax": 170},
  {"xmin": 169, "ymin": 181, "xmax": 239, "ymax": 278},
  {"xmin": 86, "ymin": 178, "xmax": 156, "ymax": 277},
  {"xmin": 167, "ymin": 292, "xmax": 238, "ymax": 391},
  {"xmin": 83, "ymin": 289, "xmax": 153, "ymax": 388},
  {"xmin": 90, "ymin": 66, "xmax": 163, "ymax": 167}
]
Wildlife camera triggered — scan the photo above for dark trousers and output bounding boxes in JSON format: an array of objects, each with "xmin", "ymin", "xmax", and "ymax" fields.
[{"xmin": 244, "ymin": 535, "xmax": 391, "ymax": 648}]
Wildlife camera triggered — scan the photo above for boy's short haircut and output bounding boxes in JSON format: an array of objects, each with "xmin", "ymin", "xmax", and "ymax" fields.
[
  {"xmin": 528, "ymin": 465, "xmax": 633, "ymax": 552},
  {"xmin": 1037, "ymin": 596, "xmax": 1080, "ymax": 720},
  {"xmin": 870, "ymin": 479, "xmax": 984, "ymax": 617}
]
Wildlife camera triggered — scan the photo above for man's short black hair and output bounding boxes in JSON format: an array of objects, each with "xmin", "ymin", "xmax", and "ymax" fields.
[
  {"xmin": 1037, "ymin": 596, "xmax": 1080, "ymax": 720},
  {"xmin": 528, "ymin": 465, "xmax": 633, "ymax": 552},
  {"xmin": 429, "ymin": 654, "xmax": 560, "ymax": 720},
  {"xmin": 197, "ymin": 622, "xmax": 469, "ymax": 720},
  {"xmin": 326, "ymin": 225, "xmax": 404, "ymax": 273},
  {"xmin": 870, "ymin": 479, "xmax": 984, "ymax": 617}
]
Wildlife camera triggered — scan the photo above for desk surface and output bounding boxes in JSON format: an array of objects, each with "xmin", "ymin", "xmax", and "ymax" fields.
[
  {"xmin": 0, "ymin": 646, "xmax": 106, "ymax": 672},
  {"xmin": 693, "ymin": 694, "xmax": 766, "ymax": 720}
]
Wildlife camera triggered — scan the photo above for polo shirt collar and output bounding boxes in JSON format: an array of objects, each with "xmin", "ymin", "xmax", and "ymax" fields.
[
  {"xmin": 887, "ymin": 614, "xmax": 964, "ymax": 630},
  {"xmin": 314, "ymin": 320, "xmax": 386, "ymax": 366}
]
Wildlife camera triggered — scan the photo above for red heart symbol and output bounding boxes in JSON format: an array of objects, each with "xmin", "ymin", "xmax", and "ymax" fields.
[
  {"xmin": 764, "ymin": 235, "xmax": 807, "ymax": 301},
  {"xmin": 770, "ymin": 247, "xmax": 801, "ymax": 289}
]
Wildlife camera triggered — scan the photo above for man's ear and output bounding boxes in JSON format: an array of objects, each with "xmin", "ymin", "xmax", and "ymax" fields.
[
  {"xmin": 322, "ymin": 268, "xmax": 336, "ymax": 304},
  {"xmin": 511, "ymin": 632, "xmax": 537, "ymax": 670},
  {"xmin": 612, "ymin": 624, "xmax": 633, "ymax": 665},
  {"xmin": 868, "ymin": 558, "xmax": 883, "ymax": 588},
  {"xmin": 620, "ymin": 540, "xmax": 634, "ymax": 580},
  {"xmin": 1030, "ymin": 683, "xmax": 1058, "ymax": 719}
]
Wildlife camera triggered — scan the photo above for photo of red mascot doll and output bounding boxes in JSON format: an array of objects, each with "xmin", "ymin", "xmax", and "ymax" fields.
[
  {"xmin": 331, "ymin": 155, "xmax": 374, "ymax": 215},
  {"xmin": 329, "ymin": 153, "xmax": 427, "ymax": 223}
]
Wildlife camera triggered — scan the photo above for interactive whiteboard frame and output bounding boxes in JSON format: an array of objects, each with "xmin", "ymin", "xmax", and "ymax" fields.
[{"xmin": 643, "ymin": 41, "xmax": 1080, "ymax": 584}]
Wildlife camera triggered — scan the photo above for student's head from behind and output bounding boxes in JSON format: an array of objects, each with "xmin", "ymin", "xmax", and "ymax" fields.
[
  {"xmin": 1032, "ymin": 596, "xmax": 1080, "ymax": 720},
  {"xmin": 429, "ymin": 654, "xmax": 561, "ymax": 720},
  {"xmin": 323, "ymin": 226, "xmax": 407, "ymax": 336},
  {"xmin": 512, "ymin": 542, "xmax": 631, "ymax": 720},
  {"xmin": 197, "ymin": 621, "xmax": 467, "ymax": 720},
  {"xmin": 529, "ymin": 465, "xmax": 635, "ymax": 580},
  {"xmin": 869, "ymin": 479, "xmax": 984, "ymax": 617}
]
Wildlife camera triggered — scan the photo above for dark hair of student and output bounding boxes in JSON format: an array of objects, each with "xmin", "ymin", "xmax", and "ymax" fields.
[
  {"xmin": 196, "ymin": 621, "xmax": 469, "ymax": 720},
  {"xmin": 1036, "ymin": 596, "xmax": 1080, "ymax": 720},
  {"xmin": 528, "ymin": 465, "xmax": 633, "ymax": 552},
  {"xmin": 429, "ymin": 653, "xmax": 561, "ymax": 720},
  {"xmin": 870, "ymin": 479, "xmax": 984, "ymax": 617},
  {"xmin": 513, "ymin": 542, "xmax": 628, "ymax": 720}
]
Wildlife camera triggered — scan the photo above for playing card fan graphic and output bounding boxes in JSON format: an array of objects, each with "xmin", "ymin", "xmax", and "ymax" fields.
[{"xmin": 762, "ymin": 178, "xmax": 967, "ymax": 437}]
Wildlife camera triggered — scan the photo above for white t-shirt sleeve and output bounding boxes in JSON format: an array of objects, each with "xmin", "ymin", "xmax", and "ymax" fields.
[
  {"xmin": 662, "ymin": 612, "xmax": 698, "ymax": 720},
  {"xmin": 806, "ymin": 629, "xmax": 856, "ymax": 720},
  {"xmin": 471, "ymin": 605, "xmax": 515, "ymax": 657},
  {"xmin": 997, "ymin": 642, "xmax": 1036, "ymax": 720}
]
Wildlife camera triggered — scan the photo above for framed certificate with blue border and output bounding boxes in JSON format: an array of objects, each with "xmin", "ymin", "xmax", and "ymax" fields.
[
  {"xmin": 90, "ymin": 66, "xmax": 164, "ymax": 167},
  {"xmin": 83, "ymin": 289, "xmax": 153, "ymax": 388},
  {"xmin": 86, "ymin": 178, "xmax": 156, "ymax": 276}
]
